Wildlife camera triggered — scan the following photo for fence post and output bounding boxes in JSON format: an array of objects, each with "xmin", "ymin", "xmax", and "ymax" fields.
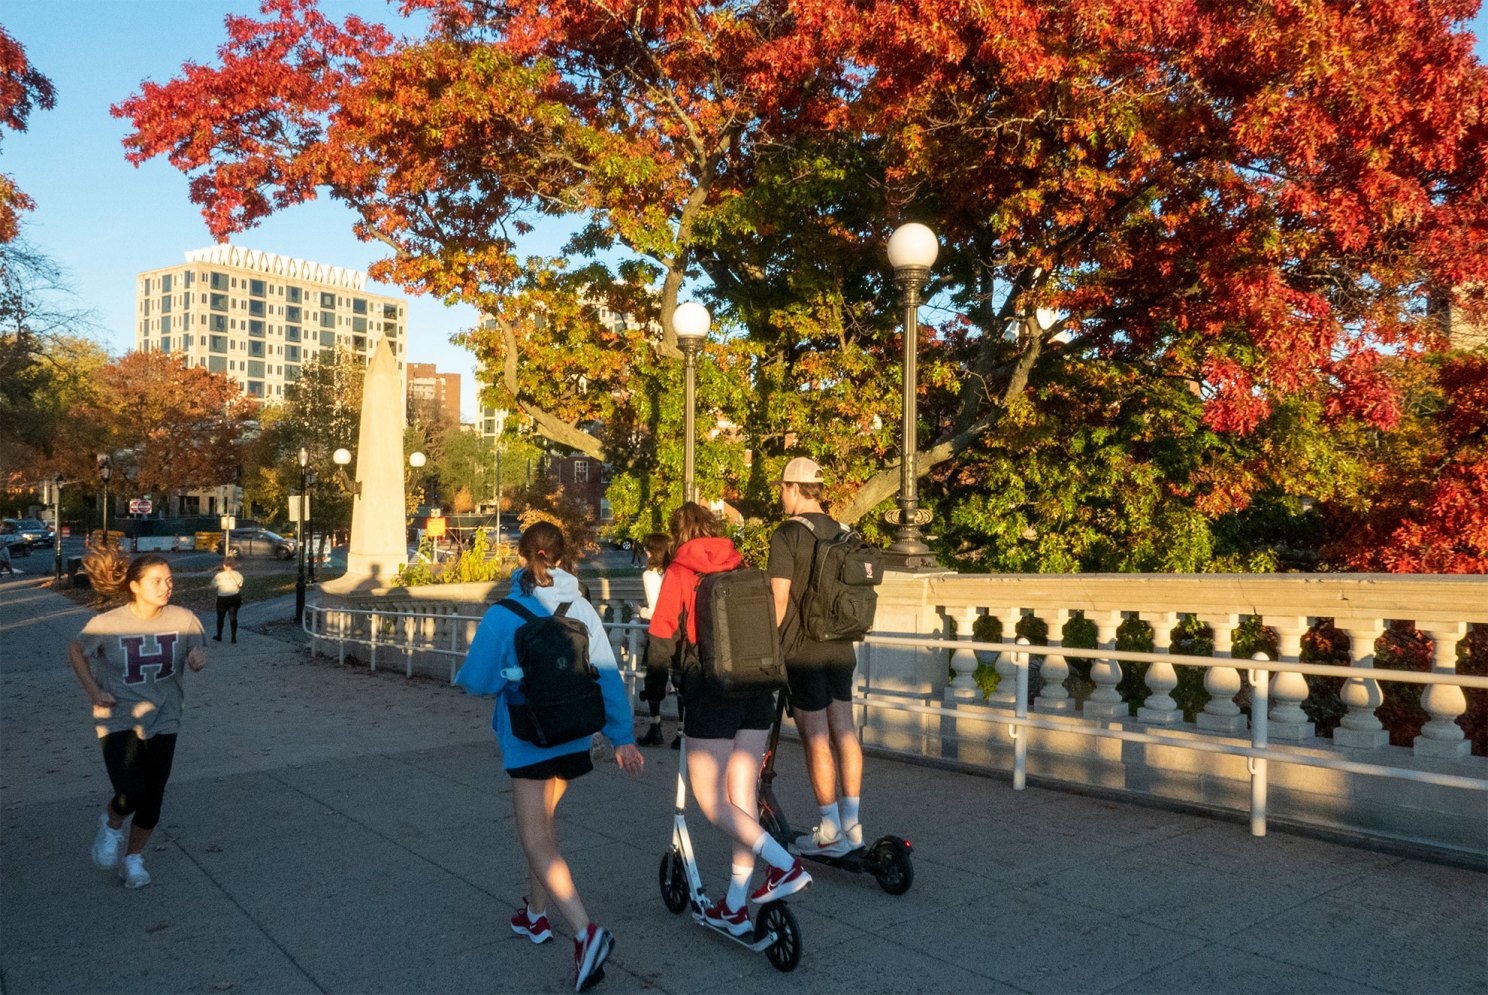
[{"xmin": 1248, "ymin": 652, "xmax": 1270, "ymax": 838}]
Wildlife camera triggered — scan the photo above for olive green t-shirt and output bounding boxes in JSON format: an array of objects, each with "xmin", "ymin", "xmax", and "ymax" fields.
[{"xmin": 76, "ymin": 604, "xmax": 205, "ymax": 739}]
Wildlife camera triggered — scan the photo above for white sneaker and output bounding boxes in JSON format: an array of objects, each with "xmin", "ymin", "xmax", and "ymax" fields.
[
  {"xmin": 92, "ymin": 814, "xmax": 125, "ymax": 869},
  {"xmin": 118, "ymin": 853, "xmax": 150, "ymax": 889},
  {"xmin": 794, "ymin": 825, "xmax": 852, "ymax": 857},
  {"xmin": 843, "ymin": 823, "xmax": 865, "ymax": 849}
]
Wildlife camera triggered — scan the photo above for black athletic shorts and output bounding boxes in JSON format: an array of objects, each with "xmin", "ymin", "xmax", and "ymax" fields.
[
  {"xmin": 680, "ymin": 670, "xmax": 775, "ymax": 740},
  {"xmin": 507, "ymin": 749, "xmax": 595, "ymax": 781},
  {"xmin": 785, "ymin": 660, "xmax": 855, "ymax": 712}
]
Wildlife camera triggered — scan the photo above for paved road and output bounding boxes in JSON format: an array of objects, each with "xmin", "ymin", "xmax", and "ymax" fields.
[{"xmin": 2, "ymin": 574, "xmax": 1484, "ymax": 994}]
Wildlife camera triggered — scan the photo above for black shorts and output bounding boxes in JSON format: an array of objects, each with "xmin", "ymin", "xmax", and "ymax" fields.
[
  {"xmin": 680, "ymin": 671, "xmax": 775, "ymax": 740},
  {"xmin": 507, "ymin": 749, "xmax": 594, "ymax": 781},
  {"xmin": 785, "ymin": 660, "xmax": 855, "ymax": 712}
]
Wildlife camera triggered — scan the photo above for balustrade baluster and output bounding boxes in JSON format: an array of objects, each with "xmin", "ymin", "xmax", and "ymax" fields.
[
  {"xmin": 947, "ymin": 605, "xmax": 983, "ymax": 702},
  {"xmin": 1415, "ymin": 622, "xmax": 1471, "ymax": 759},
  {"xmin": 1137, "ymin": 611, "xmax": 1181, "ymax": 724},
  {"xmin": 1267, "ymin": 616, "xmax": 1315, "ymax": 741},
  {"xmin": 1083, "ymin": 610, "xmax": 1127, "ymax": 719},
  {"xmin": 1033, "ymin": 609, "xmax": 1074, "ymax": 713},
  {"xmin": 1334, "ymin": 618, "xmax": 1388, "ymax": 750},
  {"xmin": 1197, "ymin": 613, "xmax": 1247, "ymax": 734},
  {"xmin": 989, "ymin": 608, "xmax": 1021, "ymax": 707}
]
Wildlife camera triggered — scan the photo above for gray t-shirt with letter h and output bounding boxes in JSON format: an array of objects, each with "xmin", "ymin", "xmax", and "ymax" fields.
[{"xmin": 76, "ymin": 604, "xmax": 205, "ymax": 740}]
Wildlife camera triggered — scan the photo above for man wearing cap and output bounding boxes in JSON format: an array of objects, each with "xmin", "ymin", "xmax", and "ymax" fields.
[{"xmin": 767, "ymin": 456, "xmax": 864, "ymax": 858}]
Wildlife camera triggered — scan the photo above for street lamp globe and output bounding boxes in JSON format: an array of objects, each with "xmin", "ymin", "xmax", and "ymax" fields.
[
  {"xmin": 298, "ymin": 447, "xmax": 310, "ymax": 468},
  {"xmin": 887, "ymin": 223, "xmax": 939, "ymax": 275},
  {"xmin": 333, "ymin": 448, "xmax": 352, "ymax": 466},
  {"xmin": 408, "ymin": 451, "xmax": 427, "ymax": 469},
  {"xmin": 672, "ymin": 301, "xmax": 710, "ymax": 341},
  {"xmin": 97, "ymin": 455, "xmax": 112, "ymax": 482}
]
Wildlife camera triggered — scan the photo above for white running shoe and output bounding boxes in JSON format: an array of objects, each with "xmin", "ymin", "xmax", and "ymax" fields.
[
  {"xmin": 91, "ymin": 814, "xmax": 125, "ymax": 869},
  {"xmin": 119, "ymin": 853, "xmax": 151, "ymax": 889},
  {"xmin": 843, "ymin": 822, "xmax": 865, "ymax": 850},
  {"xmin": 794, "ymin": 825, "xmax": 853, "ymax": 858}
]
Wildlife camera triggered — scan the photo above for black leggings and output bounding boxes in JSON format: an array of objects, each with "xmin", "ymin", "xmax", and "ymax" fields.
[
  {"xmin": 216, "ymin": 594, "xmax": 242, "ymax": 638},
  {"xmin": 101, "ymin": 731, "xmax": 177, "ymax": 831}
]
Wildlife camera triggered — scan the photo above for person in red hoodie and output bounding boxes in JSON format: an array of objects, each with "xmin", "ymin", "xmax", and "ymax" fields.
[{"xmin": 646, "ymin": 502, "xmax": 811, "ymax": 937}]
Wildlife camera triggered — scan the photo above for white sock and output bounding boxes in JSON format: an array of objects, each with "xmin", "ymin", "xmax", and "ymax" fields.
[
  {"xmin": 839, "ymin": 796, "xmax": 860, "ymax": 832},
  {"xmin": 752, "ymin": 832, "xmax": 795, "ymax": 871},
  {"xmin": 818, "ymin": 802, "xmax": 842, "ymax": 839},
  {"xmin": 725, "ymin": 862, "xmax": 753, "ymax": 909},
  {"xmin": 527, "ymin": 898, "xmax": 545, "ymax": 918}
]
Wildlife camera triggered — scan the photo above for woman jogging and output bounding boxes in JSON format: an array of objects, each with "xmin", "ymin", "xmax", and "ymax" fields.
[
  {"xmin": 456, "ymin": 521, "xmax": 644, "ymax": 992},
  {"xmin": 636, "ymin": 531, "xmax": 672, "ymax": 747},
  {"xmin": 68, "ymin": 547, "xmax": 207, "ymax": 889},
  {"xmin": 210, "ymin": 557, "xmax": 244, "ymax": 642},
  {"xmin": 645, "ymin": 503, "xmax": 810, "ymax": 937}
]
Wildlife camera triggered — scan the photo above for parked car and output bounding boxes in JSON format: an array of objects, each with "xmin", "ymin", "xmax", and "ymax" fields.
[
  {"xmin": 217, "ymin": 528, "xmax": 296, "ymax": 559},
  {"xmin": 2, "ymin": 518, "xmax": 52, "ymax": 553}
]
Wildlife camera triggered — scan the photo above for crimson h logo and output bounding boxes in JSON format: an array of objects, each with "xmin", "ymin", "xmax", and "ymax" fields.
[{"xmin": 120, "ymin": 634, "xmax": 178, "ymax": 684}]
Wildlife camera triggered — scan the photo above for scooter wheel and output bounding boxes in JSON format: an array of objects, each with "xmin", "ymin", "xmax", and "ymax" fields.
[
  {"xmin": 870, "ymin": 838, "xmax": 914, "ymax": 895},
  {"xmin": 756, "ymin": 901, "xmax": 801, "ymax": 972},
  {"xmin": 658, "ymin": 849, "xmax": 688, "ymax": 914}
]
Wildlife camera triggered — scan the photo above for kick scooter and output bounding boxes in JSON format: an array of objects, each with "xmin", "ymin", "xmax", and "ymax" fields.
[
  {"xmin": 657, "ymin": 738, "xmax": 803, "ymax": 971},
  {"xmin": 758, "ymin": 691, "xmax": 915, "ymax": 894}
]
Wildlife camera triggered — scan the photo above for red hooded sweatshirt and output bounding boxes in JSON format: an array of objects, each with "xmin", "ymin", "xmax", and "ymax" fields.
[{"xmin": 646, "ymin": 536, "xmax": 742, "ymax": 646}]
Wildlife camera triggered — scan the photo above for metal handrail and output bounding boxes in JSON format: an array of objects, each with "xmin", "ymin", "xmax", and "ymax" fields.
[{"xmin": 303, "ymin": 603, "xmax": 1487, "ymax": 840}]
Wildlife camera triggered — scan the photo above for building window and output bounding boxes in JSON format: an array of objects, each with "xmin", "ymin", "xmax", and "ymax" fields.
[
  {"xmin": 183, "ymin": 334, "xmax": 192, "ymax": 348},
  {"xmin": 249, "ymin": 279, "xmax": 266, "ymax": 297},
  {"xmin": 320, "ymin": 331, "xmax": 335, "ymax": 348},
  {"xmin": 183, "ymin": 271, "xmax": 193, "ymax": 289},
  {"xmin": 575, "ymin": 461, "xmax": 590, "ymax": 482},
  {"xmin": 247, "ymin": 360, "xmax": 265, "ymax": 377},
  {"xmin": 249, "ymin": 319, "xmax": 265, "ymax": 337},
  {"xmin": 353, "ymin": 297, "xmax": 368, "ymax": 314},
  {"xmin": 320, "ymin": 310, "xmax": 335, "ymax": 328},
  {"xmin": 161, "ymin": 274, "xmax": 172, "ymax": 293},
  {"xmin": 208, "ymin": 356, "xmax": 227, "ymax": 373},
  {"xmin": 286, "ymin": 345, "xmax": 300, "ymax": 362},
  {"xmin": 210, "ymin": 271, "xmax": 228, "ymax": 291},
  {"xmin": 383, "ymin": 304, "xmax": 399, "ymax": 319},
  {"xmin": 210, "ymin": 293, "xmax": 228, "ymax": 312},
  {"xmin": 247, "ymin": 381, "xmax": 264, "ymax": 397},
  {"xmin": 248, "ymin": 299, "xmax": 265, "ymax": 317},
  {"xmin": 248, "ymin": 340, "xmax": 264, "ymax": 358},
  {"xmin": 209, "ymin": 314, "xmax": 227, "ymax": 332},
  {"xmin": 320, "ymin": 291, "xmax": 336, "ymax": 309},
  {"xmin": 209, "ymin": 335, "xmax": 227, "ymax": 354},
  {"xmin": 286, "ymin": 286, "xmax": 302, "ymax": 303},
  {"xmin": 285, "ymin": 325, "xmax": 300, "ymax": 342},
  {"xmin": 285, "ymin": 305, "xmax": 301, "ymax": 323},
  {"xmin": 160, "ymin": 315, "xmax": 172, "ymax": 334},
  {"xmin": 285, "ymin": 364, "xmax": 300, "ymax": 381},
  {"xmin": 182, "ymin": 314, "xmax": 191, "ymax": 330},
  {"xmin": 160, "ymin": 337, "xmax": 171, "ymax": 352}
]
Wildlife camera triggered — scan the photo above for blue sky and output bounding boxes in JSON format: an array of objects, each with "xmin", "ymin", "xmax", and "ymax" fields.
[{"xmin": 4, "ymin": 1, "xmax": 1487, "ymax": 425}]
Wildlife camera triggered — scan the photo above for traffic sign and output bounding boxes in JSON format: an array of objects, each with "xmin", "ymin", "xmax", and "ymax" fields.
[
  {"xmin": 220, "ymin": 515, "xmax": 236, "ymax": 530},
  {"xmin": 288, "ymin": 495, "xmax": 310, "ymax": 522},
  {"xmin": 426, "ymin": 517, "xmax": 447, "ymax": 538},
  {"xmin": 129, "ymin": 498, "xmax": 153, "ymax": 515}
]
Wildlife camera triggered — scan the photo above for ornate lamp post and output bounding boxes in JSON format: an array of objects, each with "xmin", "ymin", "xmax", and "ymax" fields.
[
  {"xmin": 294, "ymin": 447, "xmax": 309, "ymax": 623},
  {"xmin": 885, "ymin": 223, "xmax": 938, "ymax": 569},
  {"xmin": 672, "ymin": 301, "xmax": 710, "ymax": 504},
  {"xmin": 96, "ymin": 454, "xmax": 112, "ymax": 549},
  {"xmin": 52, "ymin": 473, "xmax": 63, "ymax": 582}
]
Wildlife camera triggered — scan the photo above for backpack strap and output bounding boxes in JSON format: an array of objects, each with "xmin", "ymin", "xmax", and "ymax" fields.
[
  {"xmin": 554, "ymin": 602, "xmax": 572, "ymax": 618},
  {"xmin": 497, "ymin": 598, "xmax": 541, "ymax": 624}
]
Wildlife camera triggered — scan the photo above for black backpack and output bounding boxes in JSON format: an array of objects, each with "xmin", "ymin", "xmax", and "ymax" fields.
[
  {"xmin": 498, "ymin": 599, "xmax": 607, "ymax": 747},
  {"xmin": 690, "ymin": 567, "xmax": 785, "ymax": 698},
  {"xmin": 792, "ymin": 516, "xmax": 884, "ymax": 642}
]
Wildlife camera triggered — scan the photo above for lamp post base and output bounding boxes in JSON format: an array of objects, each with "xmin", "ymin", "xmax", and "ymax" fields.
[
  {"xmin": 882, "ymin": 548, "xmax": 942, "ymax": 572},
  {"xmin": 294, "ymin": 575, "xmax": 307, "ymax": 624}
]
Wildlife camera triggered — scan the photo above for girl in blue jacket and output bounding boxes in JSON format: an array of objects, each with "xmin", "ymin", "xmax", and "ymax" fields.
[{"xmin": 457, "ymin": 521, "xmax": 643, "ymax": 992}]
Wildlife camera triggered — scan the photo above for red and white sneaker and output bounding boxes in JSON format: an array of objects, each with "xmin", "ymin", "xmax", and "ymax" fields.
[
  {"xmin": 572, "ymin": 922, "xmax": 613, "ymax": 992},
  {"xmin": 749, "ymin": 858, "xmax": 811, "ymax": 904},
  {"xmin": 511, "ymin": 899, "xmax": 552, "ymax": 944},
  {"xmin": 702, "ymin": 899, "xmax": 753, "ymax": 937}
]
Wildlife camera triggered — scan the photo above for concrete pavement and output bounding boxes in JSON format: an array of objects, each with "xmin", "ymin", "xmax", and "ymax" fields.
[{"xmin": 2, "ymin": 574, "xmax": 1485, "ymax": 994}]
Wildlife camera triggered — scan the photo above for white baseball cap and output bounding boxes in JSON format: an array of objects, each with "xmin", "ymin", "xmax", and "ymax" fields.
[{"xmin": 774, "ymin": 457, "xmax": 824, "ymax": 485}]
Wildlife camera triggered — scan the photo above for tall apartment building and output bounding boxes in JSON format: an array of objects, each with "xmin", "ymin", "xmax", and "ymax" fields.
[
  {"xmin": 406, "ymin": 363, "xmax": 461, "ymax": 425},
  {"xmin": 135, "ymin": 245, "xmax": 408, "ymax": 401}
]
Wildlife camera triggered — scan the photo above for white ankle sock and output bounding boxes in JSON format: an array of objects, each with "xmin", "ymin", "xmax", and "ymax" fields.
[
  {"xmin": 726, "ymin": 862, "xmax": 753, "ymax": 908},
  {"xmin": 752, "ymin": 832, "xmax": 795, "ymax": 871},
  {"xmin": 839, "ymin": 796, "xmax": 860, "ymax": 832},
  {"xmin": 818, "ymin": 802, "xmax": 842, "ymax": 839}
]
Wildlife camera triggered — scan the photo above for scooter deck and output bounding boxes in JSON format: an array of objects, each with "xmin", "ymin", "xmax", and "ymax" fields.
[{"xmin": 689, "ymin": 908, "xmax": 777, "ymax": 952}]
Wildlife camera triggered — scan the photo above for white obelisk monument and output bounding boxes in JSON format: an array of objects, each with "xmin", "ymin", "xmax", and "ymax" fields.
[{"xmin": 320, "ymin": 337, "xmax": 408, "ymax": 592}]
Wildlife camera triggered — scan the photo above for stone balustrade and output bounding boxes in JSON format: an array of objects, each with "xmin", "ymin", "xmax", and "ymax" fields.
[{"xmin": 864, "ymin": 571, "xmax": 1487, "ymax": 854}]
